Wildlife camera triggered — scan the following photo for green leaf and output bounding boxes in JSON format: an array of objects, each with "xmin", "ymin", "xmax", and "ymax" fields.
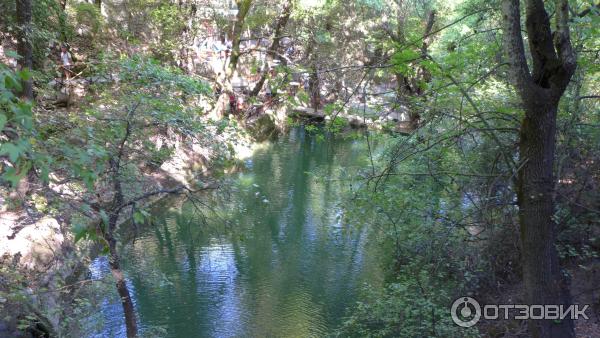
[
  {"xmin": 101, "ymin": 244, "xmax": 110, "ymax": 255},
  {"xmin": 72, "ymin": 223, "xmax": 89, "ymax": 243},
  {"xmin": 1, "ymin": 162, "xmax": 30, "ymax": 188},
  {"xmin": 39, "ymin": 162, "xmax": 50, "ymax": 183},
  {"xmin": 419, "ymin": 60, "xmax": 440, "ymax": 76},
  {"xmin": 297, "ymin": 92, "xmax": 309, "ymax": 104},
  {"xmin": 17, "ymin": 69, "xmax": 31, "ymax": 81},
  {"xmin": 0, "ymin": 114, "xmax": 6, "ymax": 130},
  {"xmin": 4, "ymin": 49, "xmax": 21, "ymax": 59},
  {"xmin": 4, "ymin": 74, "xmax": 20, "ymax": 91},
  {"xmin": 133, "ymin": 211, "xmax": 145, "ymax": 224},
  {"xmin": 2, "ymin": 167, "xmax": 20, "ymax": 187},
  {"xmin": 393, "ymin": 49, "xmax": 420, "ymax": 64},
  {"xmin": 323, "ymin": 103, "xmax": 336, "ymax": 115},
  {"xmin": 0, "ymin": 143, "xmax": 21, "ymax": 163},
  {"xmin": 99, "ymin": 210, "xmax": 110, "ymax": 227},
  {"xmin": 0, "ymin": 88, "xmax": 15, "ymax": 102}
]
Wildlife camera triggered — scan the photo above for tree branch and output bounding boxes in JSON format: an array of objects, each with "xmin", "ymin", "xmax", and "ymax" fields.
[
  {"xmin": 525, "ymin": 0, "xmax": 560, "ymax": 86},
  {"xmin": 114, "ymin": 185, "xmax": 218, "ymax": 215},
  {"xmin": 575, "ymin": 2, "xmax": 599, "ymax": 18},
  {"xmin": 501, "ymin": 0, "xmax": 532, "ymax": 92},
  {"xmin": 553, "ymin": 0, "xmax": 577, "ymax": 92}
]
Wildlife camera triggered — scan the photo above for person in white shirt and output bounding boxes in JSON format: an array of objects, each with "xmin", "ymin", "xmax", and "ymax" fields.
[{"xmin": 60, "ymin": 45, "xmax": 73, "ymax": 80}]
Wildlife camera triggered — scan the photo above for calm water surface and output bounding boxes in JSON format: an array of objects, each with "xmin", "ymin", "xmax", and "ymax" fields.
[{"xmin": 92, "ymin": 127, "xmax": 382, "ymax": 337}]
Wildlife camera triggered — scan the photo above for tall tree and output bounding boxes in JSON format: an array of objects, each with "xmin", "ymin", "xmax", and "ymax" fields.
[
  {"xmin": 214, "ymin": 0, "xmax": 253, "ymax": 118},
  {"xmin": 249, "ymin": 1, "xmax": 293, "ymax": 97},
  {"xmin": 502, "ymin": 0, "xmax": 576, "ymax": 337},
  {"xmin": 228, "ymin": 0, "xmax": 252, "ymax": 75},
  {"xmin": 10, "ymin": 0, "xmax": 35, "ymax": 201},
  {"xmin": 16, "ymin": 0, "xmax": 33, "ymax": 101},
  {"xmin": 106, "ymin": 116, "xmax": 138, "ymax": 338},
  {"xmin": 387, "ymin": 0, "xmax": 435, "ymax": 129}
]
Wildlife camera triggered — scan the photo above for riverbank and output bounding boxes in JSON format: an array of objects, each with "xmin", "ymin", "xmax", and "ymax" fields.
[
  {"xmin": 0, "ymin": 111, "xmax": 259, "ymax": 336},
  {"xmin": 0, "ymin": 106, "xmax": 381, "ymax": 336},
  {"xmin": 2, "ymin": 52, "xmax": 400, "ymax": 334},
  {"xmin": 0, "ymin": 52, "xmax": 270, "ymax": 335}
]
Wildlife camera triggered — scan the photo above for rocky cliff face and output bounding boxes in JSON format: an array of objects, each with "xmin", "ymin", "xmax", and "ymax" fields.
[{"xmin": 0, "ymin": 214, "xmax": 80, "ymax": 337}]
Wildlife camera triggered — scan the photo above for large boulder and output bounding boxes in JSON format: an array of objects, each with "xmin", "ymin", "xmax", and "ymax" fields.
[{"xmin": 0, "ymin": 216, "xmax": 64, "ymax": 270}]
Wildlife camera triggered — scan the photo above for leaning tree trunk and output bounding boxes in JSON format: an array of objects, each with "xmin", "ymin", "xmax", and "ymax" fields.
[
  {"xmin": 249, "ymin": 1, "xmax": 292, "ymax": 97},
  {"xmin": 107, "ymin": 232, "xmax": 138, "ymax": 338},
  {"xmin": 107, "ymin": 180, "xmax": 136, "ymax": 337},
  {"xmin": 105, "ymin": 188, "xmax": 138, "ymax": 338},
  {"xmin": 105, "ymin": 124, "xmax": 138, "ymax": 337},
  {"xmin": 16, "ymin": 0, "xmax": 33, "ymax": 101},
  {"xmin": 214, "ymin": 0, "xmax": 253, "ymax": 118},
  {"xmin": 502, "ymin": 0, "xmax": 576, "ymax": 337},
  {"xmin": 102, "ymin": 173, "xmax": 138, "ymax": 338}
]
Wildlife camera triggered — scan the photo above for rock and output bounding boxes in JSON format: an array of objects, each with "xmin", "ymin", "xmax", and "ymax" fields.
[
  {"xmin": 0, "ymin": 217, "xmax": 64, "ymax": 270},
  {"xmin": 246, "ymin": 114, "xmax": 278, "ymax": 142}
]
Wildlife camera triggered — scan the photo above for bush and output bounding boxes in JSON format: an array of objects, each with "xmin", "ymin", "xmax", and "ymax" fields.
[{"xmin": 337, "ymin": 270, "xmax": 480, "ymax": 337}]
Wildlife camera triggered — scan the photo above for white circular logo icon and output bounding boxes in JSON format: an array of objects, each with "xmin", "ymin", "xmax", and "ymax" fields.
[{"xmin": 451, "ymin": 297, "xmax": 481, "ymax": 327}]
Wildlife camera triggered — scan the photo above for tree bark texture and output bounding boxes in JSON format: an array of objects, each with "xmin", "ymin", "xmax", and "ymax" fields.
[
  {"xmin": 214, "ymin": 0, "xmax": 253, "ymax": 118},
  {"xmin": 108, "ymin": 236, "xmax": 138, "ymax": 338},
  {"xmin": 16, "ymin": 0, "xmax": 33, "ymax": 101},
  {"xmin": 391, "ymin": 4, "xmax": 435, "ymax": 130},
  {"xmin": 104, "ymin": 117, "xmax": 138, "ymax": 337},
  {"xmin": 250, "ymin": 1, "xmax": 292, "ymax": 97},
  {"xmin": 502, "ymin": 0, "xmax": 576, "ymax": 337}
]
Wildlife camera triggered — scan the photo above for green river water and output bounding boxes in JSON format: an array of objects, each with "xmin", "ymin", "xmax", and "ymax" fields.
[{"xmin": 92, "ymin": 126, "xmax": 383, "ymax": 337}]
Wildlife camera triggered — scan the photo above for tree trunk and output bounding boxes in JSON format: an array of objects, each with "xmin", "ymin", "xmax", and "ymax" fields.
[
  {"xmin": 16, "ymin": 0, "xmax": 33, "ymax": 101},
  {"xmin": 104, "ymin": 207, "xmax": 138, "ymax": 338},
  {"xmin": 517, "ymin": 96, "xmax": 574, "ymax": 337},
  {"xmin": 108, "ymin": 237, "xmax": 138, "ymax": 338},
  {"xmin": 502, "ymin": 0, "xmax": 576, "ymax": 336},
  {"xmin": 177, "ymin": 1, "xmax": 197, "ymax": 74},
  {"xmin": 250, "ymin": 1, "xmax": 292, "ymax": 97},
  {"xmin": 416, "ymin": 9, "xmax": 435, "ymax": 94},
  {"xmin": 106, "ymin": 146, "xmax": 138, "ymax": 337},
  {"xmin": 309, "ymin": 64, "xmax": 320, "ymax": 110},
  {"xmin": 228, "ymin": 0, "xmax": 252, "ymax": 75},
  {"xmin": 407, "ymin": 9, "xmax": 435, "ymax": 130},
  {"xmin": 213, "ymin": 0, "xmax": 252, "ymax": 118},
  {"xmin": 390, "ymin": 3, "xmax": 436, "ymax": 130},
  {"xmin": 304, "ymin": 38, "xmax": 320, "ymax": 110},
  {"xmin": 11, "ymin": 0, "xmax": 34, "ymax": 201},
  {"xmin": 250, "ymin": 69, "xmax": 268, "ymax": 98}
]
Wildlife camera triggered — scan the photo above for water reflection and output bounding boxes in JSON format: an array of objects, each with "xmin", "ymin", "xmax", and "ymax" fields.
[{"xmin": 92, "ymin": 127, "xmax": 382, "ymax": 337}]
